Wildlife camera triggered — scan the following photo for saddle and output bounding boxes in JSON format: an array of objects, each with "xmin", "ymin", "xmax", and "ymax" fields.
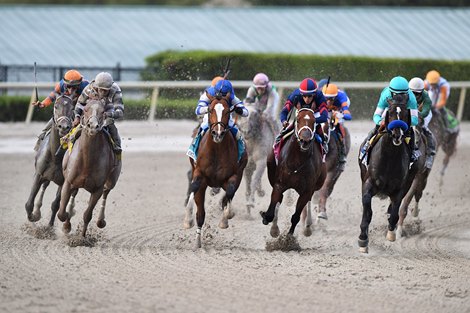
[{"xmin": 60, "ymin": 125, "xmax": 120, "ymax": 154}]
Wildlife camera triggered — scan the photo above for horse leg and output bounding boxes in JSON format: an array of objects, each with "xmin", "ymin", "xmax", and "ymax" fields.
[
  {"xmin": 184, "ymin": 192, "xmax": 195, "ymax": 229},
  {"xmin": 63, "ymin": 189, "xmax": 78, "ymax": 233},
  {"xmin": 260, "ymin": 184, "xmax": 283, "ymax": 225},
  {"xmin": 270, "ymin": 202, "xmax": 281, "ymax": 238},
  {"xmin": 194, "ymin": 182, "xmax": 208, "ymax": 249},
  {"xmin": 254, "ymin": 159, "xmax": 266, "ymax": 198},
  {"xmin": 302, "ymin": 201, "xmax": 313, "ymax": 237},
  {"xmin": 57, "ymin": 181, "xmax": 74, "ymax": 233},
  {"xmin": 397, "ymin": 179, "xmax": 417, "ymax": 238},
  {"xmin": 32, "ymin": 181, "xmax": 51, "ymax": 222},
  {"xmin": 25, "ymin": 174, "xmax": 45, "ymax": 222},
  {"xmin": 220, "ymin": 176, "xmax": 238, "ymax": 228},
  {"xmin": 81, "ymin": 189, "xmax": 103, "ymax": 238},
  {"xmin": 184, "ymin": 167, "xmax": 192, "ymax": 206},
  {"xmin": 48, "ymin": 184, "xmax": 62, "ymax": 227},
  {"xmin": 244, "ymin": 160, "xmax": 255, "ymax": 214},
  {"xmin": 288, "ymin": 192, "xmax": 312, "ymax": 235},
  {"xmin": 386, "ymin": 194, "xmax": 402, "ymax": 242},
  {"xmin": 359, "ymin": 180, "xmax": 375, "ymax": 253},
  {"xmin": 97, "ymin": 188, "xmax": 110, "ymax": 229}
]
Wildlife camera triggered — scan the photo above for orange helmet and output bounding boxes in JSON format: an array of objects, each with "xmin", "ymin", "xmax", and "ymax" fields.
[
  {"xmin": 64, "ymin": 70, "xmax": 83, "ymax": 86},
  {"xmin": 426, "ymin": 70, "xmax": 440, "ymax": 84},
  {"xmin": 322, "ymin": 83, "xmax": 338, "ymax": 98},
  {"xmin": 211, "ymin": 76, "xmax": 224, "ymax": 87}
]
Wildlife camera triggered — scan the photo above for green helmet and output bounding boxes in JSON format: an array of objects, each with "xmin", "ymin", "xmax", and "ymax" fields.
[{"xmin": 389, "ymin": 76, "xmax": 409, "ymax": 94}]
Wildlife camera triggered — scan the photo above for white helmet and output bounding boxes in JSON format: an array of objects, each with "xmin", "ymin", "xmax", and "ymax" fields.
[
  {"xmin": 94, "ymin": 72, "xmax": 114, "ymax": 89},
  {"xmin": 409, "ymin": 77, "xmax": 425, "ymax": 93}
]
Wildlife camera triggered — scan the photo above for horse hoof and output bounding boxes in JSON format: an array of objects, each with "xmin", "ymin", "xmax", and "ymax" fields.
[
  {"xmin": 303, "ymin": 226, "xmax": 313, "ymax": 237},
  {"xmin": 270, "ymin": 226, "xmax": 280, "ymax": 238},
  {"xmin": 358, "ymin": 238, "xmax": 369, "ymax": 248},
  {"xmin": 97, "ymin": 220, "xmax": 106, "ymax": 228},
  {"xmin": 63, "ymin": 222, "xmax": 71, "ymax": 234},
  {"xmin": 317, "ymin": 211, "xmax": 328, "ymax": 220},
  {"xmin": 386, "ymin": 230, "xmax": 396, "ymax": 242},
  {"xmin": 411, "ymin": 207, "xmax": 420, "ymax": 218},
  {"xmin": 260, "ymin": 211, "xmax": 270, "ymax": 225},
  {"xmin": 359, "ymin": 246, "xmax": 369, "ymax": 254},
  {"xmin": 218, "ymin": 220, "xmax": 229, "ymax": 229}
]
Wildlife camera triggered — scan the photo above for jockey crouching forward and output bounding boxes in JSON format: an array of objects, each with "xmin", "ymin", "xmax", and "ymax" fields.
[
  {"xmin": 187, "ymin": 79, "xmax": 248, "ymax": 162},
  {"xmin": 70, "ymin": 72, "xmax": 124, "ymax": 155},
  {"xmin": 274, "ymin": 77, "xmax": 329, "ymax": 161},
  {"xmin": 322, "ymin": 83, "xmax": 352, "ymax": 168},
  {"xmin": 32, "ymin": 69, "xmax": 89, "ymax": 151},
  {"xmin": 359, "ymin": 76, "xmax": 420, "ymax": 165}
]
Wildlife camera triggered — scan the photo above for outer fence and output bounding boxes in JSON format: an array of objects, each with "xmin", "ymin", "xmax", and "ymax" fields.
[{"xmin": 0, "ymin": 81, "xmax": 468, "ymax": 123}]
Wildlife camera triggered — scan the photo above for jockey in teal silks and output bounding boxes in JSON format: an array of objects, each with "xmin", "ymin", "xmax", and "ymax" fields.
[
  {"xmin": 187, "ymin": 79, "xmax": 248, "ymax": 161},
  {"xmin": 359, "ymin": 76, "xmax": 420, "ymax": 165}
]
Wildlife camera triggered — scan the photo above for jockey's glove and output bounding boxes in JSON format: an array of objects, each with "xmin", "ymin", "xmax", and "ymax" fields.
[{"xmin": 234, "ymin": 107, "xmax": 244, "ymax": 115}]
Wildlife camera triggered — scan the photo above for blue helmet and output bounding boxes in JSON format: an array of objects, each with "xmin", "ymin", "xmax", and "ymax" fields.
[
  {"xmin": 389, "ymin": 76, "xmax": 409, "ymax": 94},
  {"xmin": 214, "ymin": 79, "xmax": 233, "ymax": 96}
]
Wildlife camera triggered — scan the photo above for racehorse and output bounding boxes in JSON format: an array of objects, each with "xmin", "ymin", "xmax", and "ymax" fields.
[
  {"xmin": 25, "ymin": 95, "xmax": 74, "ymax": 226},
  {"xmin": 260, "ymin": 108, "xmax": 326, "ymax": 238},
  {"xmin": 183, "ymin": 93, "xmax": 248, "ymax": 248},
  {"xmin": 315, "ymin": 112, "xmax": 351, "ymax": 220},
  {"xmin": 397, "ymin": 125, "xmax": 428, "ymax": 238},
  {"xmin": 57, "ymin": 99, "xmax": 122, "ymax": 238},
  {"xmin": 238, "ymin": 104, "xmax": 276, "ymax": 215},
  {"xmin": 428, "ymin": 107, "xmax": 459, "ymax": 181},
  {"xmin": 358, "ymin": 95, "xmax": 419, "ymax": 253}
]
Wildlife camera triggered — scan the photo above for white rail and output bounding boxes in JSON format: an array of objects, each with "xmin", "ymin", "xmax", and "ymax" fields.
[{"xmin": 0, "ymin": 81, "xmax": 468, "ymax": 123}]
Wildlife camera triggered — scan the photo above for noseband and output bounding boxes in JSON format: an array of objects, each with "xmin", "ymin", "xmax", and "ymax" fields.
[{"xmin": 295, "ymin": 108, "xmax": 315, "ymax": 144}]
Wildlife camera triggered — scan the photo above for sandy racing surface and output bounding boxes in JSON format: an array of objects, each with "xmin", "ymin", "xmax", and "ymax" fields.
[{"xmin": 1, "ymin": 120, "xmax": 469, "ymax": 313}]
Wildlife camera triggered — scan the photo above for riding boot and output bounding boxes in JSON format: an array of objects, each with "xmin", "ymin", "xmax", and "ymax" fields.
[
  {"xmin": 315, "ymin": 124, "xmax": 328, "ymax": 155},
  {"xmin": 359, "ymin": 124, "xmax": 379, "ymax": 162},
  {"xmin": 408, "ymin": 128, "xmax": 421, "ymax": 163},
  {"xmin": 423, "ymin": 126, "xmax": 436, "ymax": 169},
  {"xmin": 439, "ymin": 107, "xmax": 449, "ymax": 131},
  {"xmin": 337, "ymin": 131, "xmax": 347, "ymax": 171},
  {"xmin": 275, "ymin": 123, "xmax": 293, "ymax": 145},
  {"xmin": 231, "ymin": 127, "xmax": 246, "ymax": 161},
  {"xmin": 34, "ymin": 118, "xmax": 53, "ymax": 151},
  {"xmin": 107, "ymin": 123, "xmax": 122, "ymax": 154}
]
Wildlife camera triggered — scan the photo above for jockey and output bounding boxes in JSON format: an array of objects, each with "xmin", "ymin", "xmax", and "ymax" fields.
[
  {"xmin": 322, "ymin": 83, "xmax": 352, "ymax": 167},
  {"xmin": 409, "ymin": 77, "xmax": 436, "ymax": 169},
  {"xmin": 359, "ymin": 76, "xmax": 420, "ymax": 164},
  {"xmin": 32, "ymin": 69, "xmax": 89, "ymax": 151},
  {"xmin": 188, "ymin": 79, "xmax": 248, "ymax": 161},
  {"xmin": 243, "ymin": 73, "xmax": 281, "ymax": 133},
  {"xmin": 275, "ymin": 78, "xmax": 329, "ymax": 154},
  {"xmin": 74, "ymin": 72, "xmax": 124, "ymax": 154},
  {"xmin": 424, "ymin": 70, "xmax": 453, "ymax": 130}
]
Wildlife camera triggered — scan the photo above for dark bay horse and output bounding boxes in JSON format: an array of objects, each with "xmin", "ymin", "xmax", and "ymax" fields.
[
  {"xmin": 183, "ymin": 93, "xmax": 248, "ymax": 248},
  {"xmin": 315, "ymin": 112, "xmax": 351, "ymax": 221},
  {"xmin": 358, "ymin": 96, "xmax": 419, "ymax": 253},
  {"xmin": 261, "ymin": 108, "xmax": 326, "ymax": 238},
  {"xmin": 428, "ymin": 107, "xmax": 459, "ymax": 181},
  {"xmin": 57, "ymin": 99, "xmax": 122, "ymax": 238},
  {"xmin": 25, "ymin": 95, "xmax": 74, "ymax": 226},
  {"xmin": 238, "ymin": 104, "xmax": 276, "ymax": 215}
]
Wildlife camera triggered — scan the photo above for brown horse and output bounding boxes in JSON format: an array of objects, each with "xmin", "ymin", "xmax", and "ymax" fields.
[
  {"xmin": 397, "ymin": 125, "xmax": 428, "ymax": 237},
  {"xmin": 358, "ymin": 95, "xmax": 420, "ymax": 253},
  {"xmin": 428, "ymin": 107, "xmax": 459, "ymax": 181},
  {"xmin": 183, "ymin": 93, "xmax": 248, "ymax": 248},
  {"xmin": 25, "ymin": 95, "xmax": 74, "ymax": 226},
  {"xmin": 261, "ymin": 108, "xmax": 326, "ymax": 238},
  {"xmin": 315, "ymin": 112, "xmax": 351, "ymax": 221},
  {"xmin": 57, "ymin": 99, "xmax": 122, "ymax": 238}
]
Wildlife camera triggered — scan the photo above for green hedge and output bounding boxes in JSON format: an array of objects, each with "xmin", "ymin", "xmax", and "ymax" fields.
[
  {"xmin": 0, "ymin": 96, "xmax": 197, "ymax": 122},
  {"xmin": 143, "ymin": 50, "xmax": 470, "ymax": 120}
]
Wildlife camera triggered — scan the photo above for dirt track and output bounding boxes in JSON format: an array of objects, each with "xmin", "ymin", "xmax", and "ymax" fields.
[{"xmin": 1, "ymin": 120, "xmax": 469, "ymax": 313}]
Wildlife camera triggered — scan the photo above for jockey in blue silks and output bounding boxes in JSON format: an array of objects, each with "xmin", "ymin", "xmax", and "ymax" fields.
[
  {"xmin": 187, "ymin": 79, "xmax": 248, "ymax": 161},
  {"xmin": 359, "ymin": 76, "xmax": 420, "ymax": 165}
]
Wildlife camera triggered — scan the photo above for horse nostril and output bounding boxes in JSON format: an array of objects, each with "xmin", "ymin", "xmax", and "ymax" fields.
[{"xmin": 211, "ymin": 130, "xmax": 216, "ymax": 136}]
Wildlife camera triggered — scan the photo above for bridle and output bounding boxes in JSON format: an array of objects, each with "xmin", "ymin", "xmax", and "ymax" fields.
[{"xmin": 294, "ymin": 108, "xmax": 315, "ymax": 149}]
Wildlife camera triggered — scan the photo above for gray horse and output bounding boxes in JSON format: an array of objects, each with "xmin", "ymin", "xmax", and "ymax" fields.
[
  {"xmin": 25, "ymin": 95, "xmax": 75, "ymax": 226},
  {"xmin": 238, "ymin": 104, "xmax": 277, "ymax": 215},
  {"xmin": 57, "ymin": 99, "xmax": 122, "ymax": 238}
]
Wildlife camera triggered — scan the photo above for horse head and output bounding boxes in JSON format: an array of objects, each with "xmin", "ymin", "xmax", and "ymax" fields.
[
  {"xmin": 295, "ymin": 108, "xmax": 316, "ymax": 152},
  {"xmin": 385, "ymin": 94, "xmax": 410, "ymax": 146},
  {"xmin": 53, "ymin": 95, "xmax": 75, "ymax": 137},
  {"xmin": 207, "ymin": 93, "xmax": 231, "ymax": 143},
  {"xmin": 82, "ymin": 99, "xmax": 105, "ymax": 136}
]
